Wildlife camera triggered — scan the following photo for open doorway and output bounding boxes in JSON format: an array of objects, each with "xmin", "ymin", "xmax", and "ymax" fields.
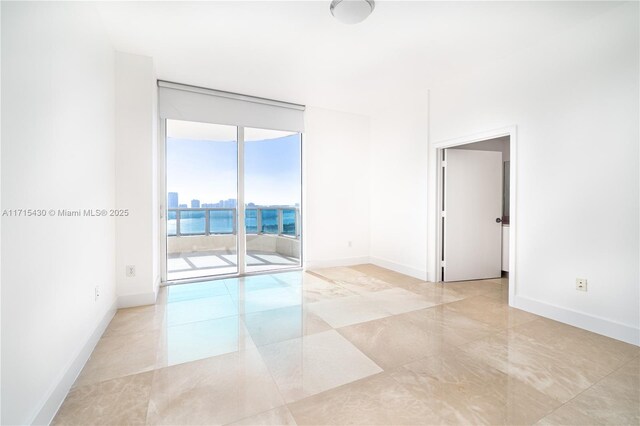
[{"xmin": 434, "ymin": 128, "xmax": 516, "ymax": 303}]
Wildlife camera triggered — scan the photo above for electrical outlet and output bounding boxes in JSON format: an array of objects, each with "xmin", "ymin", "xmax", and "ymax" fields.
[
  {"xmin": 95, "ymin": 286, "xmax": 100, "ymax": 301},
  {"xmin": 576, "ymin": 278, "xmax": 587, "ymax": 292},
  {"xmin": 126, "ymin": 265, "xmax": 136, "ymax": 277},
  {"xmin": 348, "ymin": 241, "xmax": 352, "ymax": 247}
]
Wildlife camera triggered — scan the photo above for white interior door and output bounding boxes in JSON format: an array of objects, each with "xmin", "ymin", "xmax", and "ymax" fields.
[{"xmin": 443, "ymin": 148, "xmax": 502, "ymax": 282}]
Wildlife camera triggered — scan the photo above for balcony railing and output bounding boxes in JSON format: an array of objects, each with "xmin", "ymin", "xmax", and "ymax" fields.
[{"xmin": 167, "ymin": 207, "xmax": 300, "ymax": 238}]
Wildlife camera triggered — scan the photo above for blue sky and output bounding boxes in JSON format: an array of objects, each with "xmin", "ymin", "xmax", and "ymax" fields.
[{"xmin": 167, "ymin": 134, "xmax": 301, "ymax": 206}]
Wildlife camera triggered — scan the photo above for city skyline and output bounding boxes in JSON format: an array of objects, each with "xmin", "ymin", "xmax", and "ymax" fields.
[{"xmin": 167, "ymin": 193, "xmax": 299, "ymax": 209}]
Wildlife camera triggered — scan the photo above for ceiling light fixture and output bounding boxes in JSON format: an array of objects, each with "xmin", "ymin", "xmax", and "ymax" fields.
[{"xmin": 330, "ymin": 0, "xmax": 375, "ymax": 24}]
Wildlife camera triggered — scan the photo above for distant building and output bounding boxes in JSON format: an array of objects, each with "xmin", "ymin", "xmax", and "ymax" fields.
[
  {"xmin": 178, "ymin": 204, "xmax": 188, "ymax": 208},
  {"xmin": 168, "ymin": 192, "xmax": 179, "ymax": 208},
  {"xmin": 222, "ymin": 198, "xmax": 237, "ymax": 208},
  {"xmin": 191, "ymin": 199, "xmax": 200, "ymax": 208}
]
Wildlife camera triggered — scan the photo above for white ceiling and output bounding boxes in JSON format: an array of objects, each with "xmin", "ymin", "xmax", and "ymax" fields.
[{"xmin": 96, "ymin": 1, "xmax": 621, "ymax": 115}]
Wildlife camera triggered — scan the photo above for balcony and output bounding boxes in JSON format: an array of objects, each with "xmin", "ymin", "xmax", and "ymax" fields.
[{"xmin": 167, "ymin": 207, "xmax": 301, "ymax": 280}]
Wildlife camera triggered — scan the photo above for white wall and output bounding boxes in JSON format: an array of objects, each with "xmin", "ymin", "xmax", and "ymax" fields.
[
  {"xmin": 1, "ymin": 3, "xmax": 117, "ymax": 424},
  {"xmin": 369, "ymin": 104, "xmax": 429, "ymax": 279},
  {"xmin": 115, "ymin": 52, "xmax": 160, "ymax": 307},
  {"xmin": 304, "ymin": 107, "xmax": 371, "ymax": 267},
  {"xmin": 429, "ymin": 2, "xmax": 639, "ymax": 344}
]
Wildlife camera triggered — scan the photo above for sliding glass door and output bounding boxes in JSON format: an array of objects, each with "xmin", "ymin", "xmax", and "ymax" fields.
[
  {"xmin": 164, "ymin": 120, "xmax": 302, "ymax": 282},
  {"xmin": 166, "ymin": 119, "xmax": 239, "ymax": 281},
  {"xmin": 244, "ymin": 128, "xmax": 302, "ymax": 273}
]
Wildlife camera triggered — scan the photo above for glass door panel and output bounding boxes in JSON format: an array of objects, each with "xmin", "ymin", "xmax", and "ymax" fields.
[
  {"xmin": 166, "ymin": 119, "xmax": 238, "ymax": 280},
  {"xmin": 244, "ymin": 128, "xmax": 302, "ymax": 273}
]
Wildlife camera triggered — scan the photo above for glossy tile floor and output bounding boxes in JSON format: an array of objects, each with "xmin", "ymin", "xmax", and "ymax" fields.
[{"xmin": 54, "ymin": 265, "xmax": 639, "ymax": 425}]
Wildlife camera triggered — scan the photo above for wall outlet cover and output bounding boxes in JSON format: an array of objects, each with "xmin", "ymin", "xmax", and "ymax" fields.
[
  {"xmin": 126, "ymin": 265, "xmax": 136, "ymax": 277},
  {"xmin": 576, "ymin": 278, "xmax": 587, "ymax": 291}
]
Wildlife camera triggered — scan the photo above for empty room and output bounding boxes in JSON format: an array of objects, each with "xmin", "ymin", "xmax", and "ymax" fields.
[{"xmin": 1, "ymin": 1, "xmax": 639, "ymax": 425}]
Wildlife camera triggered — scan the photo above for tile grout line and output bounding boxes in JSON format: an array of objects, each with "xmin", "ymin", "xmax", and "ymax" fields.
[
  {"xmin": 231, "ymin": 317, "xmax": 293, "ymax": 426},
  {"xmin": 537, "ymin": 353, "xmax": 640, "ymax": 423}
]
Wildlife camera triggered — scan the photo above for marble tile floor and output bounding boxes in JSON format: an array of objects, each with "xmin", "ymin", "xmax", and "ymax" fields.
[{"xmin": 53, "ymin": 265, "xmax": 639, "ymax": 425}]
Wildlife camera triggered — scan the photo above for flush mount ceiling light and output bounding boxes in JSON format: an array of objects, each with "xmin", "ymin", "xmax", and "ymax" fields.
[{"xmin": 330, "ymin": 0, "xmax": 375, "ymax": 24}]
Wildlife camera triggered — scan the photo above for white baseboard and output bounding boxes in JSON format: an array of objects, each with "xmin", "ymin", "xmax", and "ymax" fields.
[
  {"xmin": 304, "ymin": 256, "xmax": 371, "ymax": 270},
  {"xmin": 117, "ymin": 290, "xmax": 158, "ymax": 309},
  {"xmin": 513, "ymin": 295, "xmax": 640, "ymax": 346},
  {"xmin": 369, "ymin": 256, "xmax": 428, "ymax": 281},
  {"xmin": 30, "ymin": 300, "xmax": 117, "ymax": 425}
]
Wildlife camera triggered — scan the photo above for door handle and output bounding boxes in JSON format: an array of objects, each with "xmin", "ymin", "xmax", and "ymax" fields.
[{"xmin": 496, "ymin": 218, "xmax": 502, "ymax": 223}]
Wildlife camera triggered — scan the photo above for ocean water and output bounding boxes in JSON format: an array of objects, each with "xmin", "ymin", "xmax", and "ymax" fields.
[{"xmin": 167, "ymin": 209, "xmax": 297, "ymax": 236}]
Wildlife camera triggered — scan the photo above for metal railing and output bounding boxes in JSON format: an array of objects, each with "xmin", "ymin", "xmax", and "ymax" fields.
[{"xmin": 167, "ymin": 207, "xmax": 300, "ymax": 238}]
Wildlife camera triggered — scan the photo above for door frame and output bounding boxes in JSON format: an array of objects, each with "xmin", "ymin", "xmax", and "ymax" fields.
[
  {"xmin": 159, "ymin": 119, "xmax": 305, "ymax": 284},
  {"xmin": 432, "ymin": 126, "xmax": 517, "ymax": 305}
]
